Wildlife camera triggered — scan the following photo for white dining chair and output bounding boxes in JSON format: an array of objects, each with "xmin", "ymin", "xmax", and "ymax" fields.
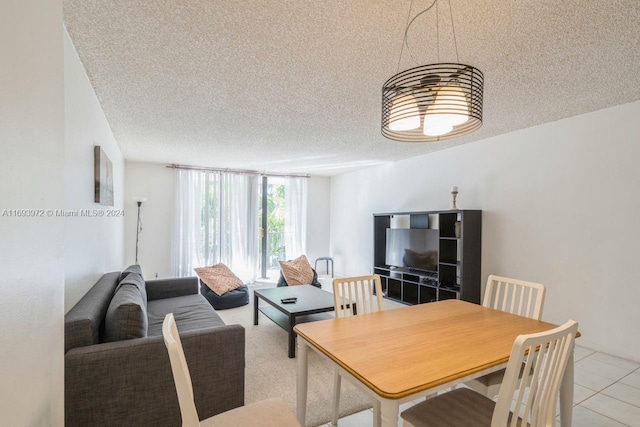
[
  {"xmin": 331, "ymin": 275, "xmax": 384, "ymax": 426},
  {"xmin": 333, "ymin": 274, "xmax": 384, "ymax": 318},
  {"xmin": 466, "ymin": 275, "xmax": 546, "ymax": 397},
  {"xmin": 483, "ymin": 275, "xmax": 546, "ymax": 319},
  {"xmin": 162, "ymin": 313, "xmax": 300, "ymax": 427},
  {"xmin": 402, "ymin": 319, "xmax": 578, "ymax": 427}
]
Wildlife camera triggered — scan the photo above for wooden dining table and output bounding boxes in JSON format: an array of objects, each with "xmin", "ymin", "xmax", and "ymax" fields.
[{"xmin": 294, "ymin": 299, "xmax": 575, "ymax": 427}]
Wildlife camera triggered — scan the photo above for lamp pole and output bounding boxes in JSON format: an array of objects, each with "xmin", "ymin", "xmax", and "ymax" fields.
[
  {"xmin": 134, "ymin": 197, "xmax": 147, "ymax": 265},
  {"xmin": 135, "ymin": 201, "xmax": 141, "ymax": 264}
]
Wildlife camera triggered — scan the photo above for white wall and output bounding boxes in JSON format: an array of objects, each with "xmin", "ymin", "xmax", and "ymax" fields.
[
  {"xmin": 124, "ymin": 162, "xmax": 331, "ymax": 279},
  {"xmin": 305, "ymin": 176, "xmax": 331, "ymax": 271},
  {"xmin": 64, "ymin": 29, "xmax": 125, "ymax": 311},
  {"xmin": 330, "ymin": 100, "xmax": 640, "ymax": 361},
  {"xmin": 0, "ymin": 1, "xmax": 65, "ymax": 424},
  {"xmin": 124, "ymin": 162, "xmax": 176, "ymax": 278}
]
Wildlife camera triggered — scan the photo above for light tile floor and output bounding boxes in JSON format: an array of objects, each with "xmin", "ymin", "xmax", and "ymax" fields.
[{"xmin": 316, "ymin": 345, "xmax": 640, "ymax": 427}]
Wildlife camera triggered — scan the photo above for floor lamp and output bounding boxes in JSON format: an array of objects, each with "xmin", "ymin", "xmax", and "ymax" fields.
[{"xmin": 134, "ymin": 197, "xmax": 147, "ymax": 265}]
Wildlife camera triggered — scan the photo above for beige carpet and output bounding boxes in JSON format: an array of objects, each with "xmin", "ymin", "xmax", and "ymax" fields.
[{"xmin": 216, "ymin": 285, "xmax": 373, "ymax": 427}]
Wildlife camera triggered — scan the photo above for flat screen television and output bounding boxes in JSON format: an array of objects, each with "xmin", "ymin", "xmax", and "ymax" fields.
[{"xmin": 385, "ymin": 228, "xmax": 439, "ymax": 272}]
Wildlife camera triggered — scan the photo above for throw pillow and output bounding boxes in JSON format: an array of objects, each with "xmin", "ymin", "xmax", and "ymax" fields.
[
  {"xmin": 120, "ymin": 264, "xmax": 143, "ymax": 281},
  {"xmin": 195, "ymin": 263, "xmax": 244, "ymax": 296},
  {"xmin": 279, "ymin": 254, "xmax": 314, "ymax": 286},
  {"xmin": 104, "ymin": 280, "xmax": 148, "ymax": 342},
  {"xmin": 116, "ymin": 273, "xmax": 147, "ymax": 308}
]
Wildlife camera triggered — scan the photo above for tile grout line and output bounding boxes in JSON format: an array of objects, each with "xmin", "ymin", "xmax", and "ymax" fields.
[
  {"xmin": 583, "ymin": 354, "xmax": 640, "ymax": 372},
  {"xmin": 575, "ymin": 403, "xmax": 632, "ymax": 427}
]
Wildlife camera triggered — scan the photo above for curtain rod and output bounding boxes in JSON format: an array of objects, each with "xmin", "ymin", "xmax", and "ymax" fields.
[{"xmin": 165, "ymin": 164, "xmax": 310, "ymax": 179}]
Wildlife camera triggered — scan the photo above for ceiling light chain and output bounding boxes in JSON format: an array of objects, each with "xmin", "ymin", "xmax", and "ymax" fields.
[
  {"xmin": 396, "ymin": 0, "xmax": 415, "ymax": 74},
  {"xmin": 447, "ymin": 0, "xmax": 460, "ymax": 63},
  {"xmin": 436, "ymin": 0, "xmax": 440, "ymax": 62},
  {"xmin": 403, "ymin": 1, "xmax": 437, "ymax": 67}
]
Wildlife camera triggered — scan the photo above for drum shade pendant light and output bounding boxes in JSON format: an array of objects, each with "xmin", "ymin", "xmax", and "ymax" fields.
[{"xmin": 382, "ymin": 0, "xmax": 484, "ymax": 143}]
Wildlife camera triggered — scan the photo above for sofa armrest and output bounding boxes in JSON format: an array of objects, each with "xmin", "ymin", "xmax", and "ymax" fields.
[
  {"xmin": 146, "ymin": 276, "xmax": 198, "ymax": 301},
  {"xmin": 65, "ymin": 324, "xmax": 245, "ymax": 427}
]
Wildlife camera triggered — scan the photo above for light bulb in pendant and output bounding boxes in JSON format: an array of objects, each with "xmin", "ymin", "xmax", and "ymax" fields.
[
  {"xmin": 423, "ymin": 121, "xmax": 453, "ymax": 136},
  {"xmin": 388, "ymin": 93, "xmax": 420, "ymax": 131},
  {"xmin": 423, "ymin": 84, "xmax": 470, "ymax": 136}
]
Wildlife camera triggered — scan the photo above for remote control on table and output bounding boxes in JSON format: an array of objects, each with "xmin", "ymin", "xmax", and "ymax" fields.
[{"xmin": 281, "ymin": 297, "xmax": 297, "ymax": 304}]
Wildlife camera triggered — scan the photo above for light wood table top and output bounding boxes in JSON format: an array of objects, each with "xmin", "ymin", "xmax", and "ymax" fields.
[{"xmin": 294, "ymin": 299, "xmax": 560, "ymax": 399}]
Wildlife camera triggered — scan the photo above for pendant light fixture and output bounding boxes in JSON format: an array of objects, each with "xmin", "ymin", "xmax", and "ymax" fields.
[{"xmin": 382, "ymin": 0, "xmax": 484, "ymax": 143}]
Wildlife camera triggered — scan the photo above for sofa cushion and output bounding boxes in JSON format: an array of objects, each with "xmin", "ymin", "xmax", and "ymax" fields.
[
  {"xmin": 147, "ymin": 294, "xmax": 225, "ymax": 336},
  {"xmin": 279, "ymin": 255, "xmax": 314, "ymax": 286},
  {"xmin": 116, "ymin": 272, "xmax": 147, "ymax": 307},
  {"xmin": 195, "ymin": 263, "xmax": 244, "ymax": 296},
  {"xmin": 120, "ymin": 264, "xmax": 143, "ymax": 281},
  {"xmin": 104, "ymin": 280, "xmax": 148, "ymax": 342}
]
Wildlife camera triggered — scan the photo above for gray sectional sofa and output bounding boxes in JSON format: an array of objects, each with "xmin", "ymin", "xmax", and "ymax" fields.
[{"xmin": 65, "ymin": 266, "xmax": 245, "ymax": 427}]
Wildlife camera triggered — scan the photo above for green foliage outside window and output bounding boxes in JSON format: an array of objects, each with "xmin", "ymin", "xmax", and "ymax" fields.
[{"xmin": 266, "ymin": 183, "xmax": 285, "ymax": 268}]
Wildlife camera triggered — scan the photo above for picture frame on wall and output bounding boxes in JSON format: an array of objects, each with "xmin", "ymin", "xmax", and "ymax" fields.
[{"xmin": 94, "ymin": 146, "xmax": 114, "ymax": 206}]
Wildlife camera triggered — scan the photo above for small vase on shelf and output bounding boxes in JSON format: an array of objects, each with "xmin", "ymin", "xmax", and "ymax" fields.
[{"xmin": 451, "ymin": 186, "xmax": 459, "ymax": 210}]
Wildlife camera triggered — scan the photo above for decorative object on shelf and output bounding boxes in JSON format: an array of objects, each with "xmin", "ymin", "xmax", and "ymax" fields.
[
  {"xmin": 454, "ymin": 221, "xmax": 461, "ymax": 238},
  {"xmin": 94, "ymin": 146, "xmax": 114, "ymax": 206},
  {"xmin": 134, "ymin": 197, "xmax": 147, "ymax": 264},
  {"xmin": 381, "ymin": 0, "xmax": 484, "ymax": 143},
  {"xmin": 451, "ymin": 186, "xmax": 459, "ymax": 210}
]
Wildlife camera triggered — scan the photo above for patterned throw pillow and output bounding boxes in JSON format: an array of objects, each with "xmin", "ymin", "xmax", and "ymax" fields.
[
  {"xmin": 195, "ymin": 264, "xmax": 244, "ymax": 296},
  {"xmin": 279, "ymin": 255, "xmax": 314, "ymax": 286}
]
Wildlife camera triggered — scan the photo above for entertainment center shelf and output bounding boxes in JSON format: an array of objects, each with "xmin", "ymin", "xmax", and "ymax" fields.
[{"xmin": 373, "ymin": 210, "xmax": 482, "ymax": 305}]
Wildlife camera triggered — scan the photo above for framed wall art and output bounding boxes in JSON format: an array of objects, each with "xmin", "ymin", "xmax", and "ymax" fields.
[{"xmin": 94, "ymin": 146, "xmax": 114, "ymax": 206}]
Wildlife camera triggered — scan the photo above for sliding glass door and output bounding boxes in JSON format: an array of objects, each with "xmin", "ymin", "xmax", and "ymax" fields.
[
  {"xmin": 259, "ymin": 176, "xmax": 286, "ymax": 279},
  {"xmin": 258, "ymin": 176, "xmax": 307, "ymax": 279},
  {"xmin": 173, "ymin": 167, "xmax": 306, "ymax": 283},
  {"xmin": 173, "ymin": 169, "xmax": 259, "ymax": 282}
]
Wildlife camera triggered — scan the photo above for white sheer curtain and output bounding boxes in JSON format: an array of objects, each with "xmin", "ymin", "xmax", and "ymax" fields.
[
  {"xmin": 284, "ymin": 176, "xmax": 307, "ymax": 260},
  {"xmin": 172, "ymin": 169, "xmax": 259, "ymax": 283},
  {"xmin": 220, "ymin": 173, "xmax": 259, "ymax": 282},
  {"xmin": 172, "ymin": 169, "xmax": 208, "ymax": 277}
]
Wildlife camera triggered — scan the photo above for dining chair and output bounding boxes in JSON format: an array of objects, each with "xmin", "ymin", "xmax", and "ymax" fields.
[
  {"xmin": 333, "ymin": 274, "xmax": 384, "ymax": 318},
  {"xmin": 331, "ymin": 275, "xmax": 384, "ymax": 426},
  {"xmin": 466, "ymin": 275, "xmax": 546, "ymax": 397},
  {"xmin": 401, "ymin": 319, "xmax": 578, "ymax": 427},
  {"xmin": 162, "ymin": 313, "xmax": 300, "ymax": 427}
]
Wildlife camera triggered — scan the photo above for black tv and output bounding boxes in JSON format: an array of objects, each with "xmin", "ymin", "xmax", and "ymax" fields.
[{"xmin": 385, "ymin": 228, "xmax": 439, "ymax": 272}]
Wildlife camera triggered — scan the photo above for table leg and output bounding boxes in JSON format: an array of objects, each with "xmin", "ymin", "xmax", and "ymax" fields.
[
  {"xmin": 296, "ymin": 339, "xmax": 309, "ymax": 425},
  {"xmin": 253, "ymin": 292, "xmax": 259, "ymax": 325},
  {"xmin": 559, "ymin": 347, "xmax": 574, "ymax": 427},
  {"xmin": 289, "ymin": 315, "xmax": 296, "ymax": 358},
  {"xmin": 380, "ymin": 398, "xmax": 399, "ymax": 427}
]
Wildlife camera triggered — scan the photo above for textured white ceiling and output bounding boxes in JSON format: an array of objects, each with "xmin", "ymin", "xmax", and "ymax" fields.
[{"xmin": 63, "ymin": 0, "xmax": 640, "ymax": 176}]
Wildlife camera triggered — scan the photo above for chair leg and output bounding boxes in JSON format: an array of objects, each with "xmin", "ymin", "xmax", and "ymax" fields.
[
  {"xmin": 373, "ymin": 399, "xmax": 381, "ymax": 427},
  {"xmin": 331, "ymin": 369, "xmax": 341, "ymax": 426}
]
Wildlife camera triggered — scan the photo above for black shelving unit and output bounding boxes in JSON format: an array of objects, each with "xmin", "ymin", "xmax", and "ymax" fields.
[{"xmin": 373, "ymin": 210, "xmax": 482, "ymax": 305}]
